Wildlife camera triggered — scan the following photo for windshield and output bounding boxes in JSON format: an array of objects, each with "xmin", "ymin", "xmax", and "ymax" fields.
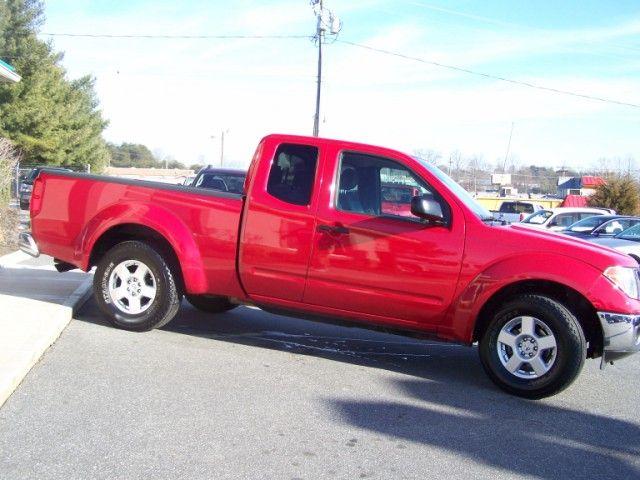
[
  {"xmin": 415, "ymin": 158, "xmax": 492, "ymax": 220},
  {"xmin": 522, "ymin": 210, "xmax": 553, "ymax": 224},
  {"xmin": 615, "ymin": 223, "xmax": 640, "ymax": 241},
  {"xmin": 567, "ymin": 216, "xmax": 609, "ymax": 233}
]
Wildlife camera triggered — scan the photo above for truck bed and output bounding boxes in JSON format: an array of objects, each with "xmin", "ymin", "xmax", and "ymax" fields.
[{"xmin": 32, "ymin": 171, "xmax": 246, "ymax": 297}]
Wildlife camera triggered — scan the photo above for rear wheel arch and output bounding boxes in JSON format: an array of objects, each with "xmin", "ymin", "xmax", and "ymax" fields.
[
  {"xmin": 473, "ymin": 280, "xmax": 603, "ymax": 359},
  {"xmin": 89, "ymin": 224, "xmax": 185, "ymax": 294}
]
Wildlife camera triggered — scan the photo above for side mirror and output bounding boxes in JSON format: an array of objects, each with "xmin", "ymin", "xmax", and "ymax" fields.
[{"xmin": 411, "ymin": 194, "xmax": 445, "ymax": 225}]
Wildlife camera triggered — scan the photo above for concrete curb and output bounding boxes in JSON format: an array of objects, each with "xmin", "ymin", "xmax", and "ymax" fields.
[
  {"xmin": 64, "ymin": 276, "xmax": 94, "ymax": 316},
  {"xmin": 0, "ymin": 250, "xmax": 29, "ymax": 267},
  {"xmin": 0, "ymin": 270, "xmax": 93, "ymax": 409}
]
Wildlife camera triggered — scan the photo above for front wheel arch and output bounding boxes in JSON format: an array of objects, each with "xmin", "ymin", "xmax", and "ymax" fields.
[{"xmin": 473, "ymin": 280, "xmax": 603, "ymax": 359}]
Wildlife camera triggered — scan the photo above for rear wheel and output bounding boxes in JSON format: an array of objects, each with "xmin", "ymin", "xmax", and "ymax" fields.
[
  {"xmin": 479, "ymin": 294, "xmax": 586, "ymax": 399},
  {"xmin": 94, "ymin": 241, "xmax": 181, "ymax": 331},
  {"xmin": 186, "ymin": 294, "xmax": 236, "ymax": 314}
]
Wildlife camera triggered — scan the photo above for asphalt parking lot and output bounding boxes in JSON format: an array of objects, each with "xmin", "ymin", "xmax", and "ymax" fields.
[{"xmin": 1, "ymin": 298, "xmax": 639, "ymax": 480}]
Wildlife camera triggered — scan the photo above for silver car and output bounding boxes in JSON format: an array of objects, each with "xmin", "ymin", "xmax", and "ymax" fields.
[{"xmin": 591, "ymin": 223, "xmax": 640, "ymax": 263}]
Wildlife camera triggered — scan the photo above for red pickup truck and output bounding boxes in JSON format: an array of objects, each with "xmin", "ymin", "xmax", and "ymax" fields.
[{"xmin": 20, "ymin": 134, "xmax": 640, "ymax": 398}]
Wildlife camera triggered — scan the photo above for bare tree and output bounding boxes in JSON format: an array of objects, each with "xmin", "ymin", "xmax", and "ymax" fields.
[
  {"xmin": 448, "ymin": 150, "xmax": 464, "ymax": 181},
  {"xmin": 467, "ymin": 154, "xmax": 488, "ymax": 194},
  {"xmin": 0, "ymin": 138, "xmax": 21, "ymax": 204},
  {"xmin": 414, "ymin": 149, "xmax": 442, "ymax": 166}
]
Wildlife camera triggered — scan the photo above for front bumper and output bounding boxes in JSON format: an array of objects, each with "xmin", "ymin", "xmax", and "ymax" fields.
[
  {"xmin": 18, "ymin": 231, "xmax": 39, "ymax": 257},
  {"xmin": 598, "ymin": 311, "xmax": 640, "ymax": 367}
]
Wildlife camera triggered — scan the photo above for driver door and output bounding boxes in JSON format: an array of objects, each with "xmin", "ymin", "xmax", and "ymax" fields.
[{"xmin": 303, "ymin": 148, "xmax": 465, "ymax": 329}]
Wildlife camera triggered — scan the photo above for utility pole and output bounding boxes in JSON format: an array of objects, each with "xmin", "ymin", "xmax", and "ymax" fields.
[
  {"xmin": 313, "ymin": 1, "xmax": 323, "ymax": 138},
  {"xmin": 211, "ymin": 130, "xmax": 229, "ymax": 167},
  {"xmin": 311, "ymin": 0, "xmax": 341, "ymax": 137},
  {"xmin": 502, "ymin": 122, "xmax": 515, "ymax": 172},
  {"xmin": 220, "ymin": 130, "xmax": 226, "ymax": 166}
]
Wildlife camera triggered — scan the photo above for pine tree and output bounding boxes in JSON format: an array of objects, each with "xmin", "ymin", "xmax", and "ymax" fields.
[
  {"xmin": 588, "ymin": 177, "xmax": 640, "ymax": 215},
  {"xmin": 0, "ymin": 0, "xmax": 109, "ymax": 171}
]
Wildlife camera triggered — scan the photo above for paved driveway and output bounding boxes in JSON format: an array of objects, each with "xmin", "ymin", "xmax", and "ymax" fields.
[{"xmin": 1, "ymin": 299, "xmax": 639, "ymax": 479}]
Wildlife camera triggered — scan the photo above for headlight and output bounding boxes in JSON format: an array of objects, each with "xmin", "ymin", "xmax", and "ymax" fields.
[{"xmin": 603, "ymin": 266, "xmax": 640, "ymax": 299}]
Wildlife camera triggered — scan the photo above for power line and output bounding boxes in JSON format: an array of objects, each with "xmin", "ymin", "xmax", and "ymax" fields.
[
  {"xmin": 41, "ymin": 32, "xmax": 312, "ymax": 39},
  {"xmin": 337, "ymin": 39, "xmax": 640, "ymax": 109}
]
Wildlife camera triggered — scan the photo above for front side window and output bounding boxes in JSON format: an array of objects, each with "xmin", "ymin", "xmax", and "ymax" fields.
[
  {"xmin": 267, "ymin": 144, "xmax": 318, "ymax": 206},
  {"xmin": 337, "ymin": 152, "xmax": 432, "ymax": 220},
  {"xmin": 552, "ymin": 214, "xmax": 578, "ymax": 228}
]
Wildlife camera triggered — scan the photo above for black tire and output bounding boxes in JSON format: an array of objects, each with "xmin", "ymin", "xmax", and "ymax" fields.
[
  {"xmin": 94, "ymin": 240, "xmax": 182, "ymax": 332},
  {"xmin": 479, "ymin": 294, "xmax": 586, "ymax": 399},
  {"xmin": 186, "ymin": 294, "xmax": 237, "ymax": 314},
  {"xmin": 19, "ymin": 201, "xmax": 29, "ymax": 210}
]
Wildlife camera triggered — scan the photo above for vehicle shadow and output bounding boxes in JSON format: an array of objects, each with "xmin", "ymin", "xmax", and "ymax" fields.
[
  {"xmin": 76, "ymin": 300, "xmax": 640, "ymax": 479},
  {"xmin": 78, "ymin": 299, "xmax": 493, "ymax": 390},
  {"xmin": 327, "ymin": 377, "xmax": 640, "ymax": 479}
]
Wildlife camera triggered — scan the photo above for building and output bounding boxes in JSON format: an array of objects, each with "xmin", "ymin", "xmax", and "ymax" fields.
[
  {"xmin": 0, "ymin": 59, "xmax": 21, "ymax": 83},
  {"xmin": 557, "ymin": 176, "xmax": 606, "ymax": 197}
]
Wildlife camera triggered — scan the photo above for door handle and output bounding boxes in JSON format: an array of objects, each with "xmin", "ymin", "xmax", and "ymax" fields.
[{"xmin": 317, "ymin": 224, "xmax": 350, "ymax": 235}]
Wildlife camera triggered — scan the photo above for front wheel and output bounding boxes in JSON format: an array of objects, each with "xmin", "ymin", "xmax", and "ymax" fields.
[
  {"xmin": 479, "ymin": 294, "xmax": 586, "ymax": 399},
  {"xmin": 94, "ymin": 241, "xmax": 182, "ymax": 332}
]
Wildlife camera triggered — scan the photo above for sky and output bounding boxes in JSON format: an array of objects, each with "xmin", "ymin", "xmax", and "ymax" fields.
[{"xmin": 39, "ymin": 0, "xmax": 640, "ymax": 170}]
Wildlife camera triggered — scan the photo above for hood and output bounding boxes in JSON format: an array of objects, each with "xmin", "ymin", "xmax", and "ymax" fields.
[{"xmin": 506, "ymin": 223, "xmax": 637, "ymax": 271}]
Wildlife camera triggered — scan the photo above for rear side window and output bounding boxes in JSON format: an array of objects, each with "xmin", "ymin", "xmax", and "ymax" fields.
[{"xmin": 267, "ymin": 144, "xmax": 318, "ymax": 206}]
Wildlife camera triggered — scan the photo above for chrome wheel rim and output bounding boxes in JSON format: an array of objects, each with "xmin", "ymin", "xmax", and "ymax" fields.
[
  {"xmin": 108, "ymin": 260, "xmax": 157, "ymax": 315},
  {"xmin": 497, "ymin": 316, "xmax": 557, "ymax": 379}
]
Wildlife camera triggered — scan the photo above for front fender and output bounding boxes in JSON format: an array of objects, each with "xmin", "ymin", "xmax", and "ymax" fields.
[
  {"xmin": 440, "ymin": 253, "xmax": 604, "ymax": 343},
  {"xmin": 77, "ymin": 201, "xmax": 208, "ymax": 293}
]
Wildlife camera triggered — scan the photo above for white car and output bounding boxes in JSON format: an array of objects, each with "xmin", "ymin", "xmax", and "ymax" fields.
[{"xmin": 519, "ymin": 207, "xmax": 613, "ymax": 231}]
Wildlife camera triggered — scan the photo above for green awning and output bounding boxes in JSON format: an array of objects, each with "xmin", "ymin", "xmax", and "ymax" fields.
[{"xmin": 0, "ymin": 59, "xmax": 21, "ymax": 83}]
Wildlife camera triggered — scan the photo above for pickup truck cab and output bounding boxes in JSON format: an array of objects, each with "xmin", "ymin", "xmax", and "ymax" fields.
[{"xmin": 21, "ymin": 134, "xmax": 640, "ymax": 398}]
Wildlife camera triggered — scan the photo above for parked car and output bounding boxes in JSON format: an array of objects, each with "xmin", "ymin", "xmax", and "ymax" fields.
[
  {"xmin": 19, "ymin": 166, "xmax": 72, "ymax": 210},
  {"xmin": 19, "ymin": 134, "xmax": 640, "ymax": 399},
  {"xmin": 590, "ymin": 223, "xmax": 640, "ymax": 263},
  {"xmin": 181, "ymin": 175, "xmax": 196, "ymax": 186},
  {"xmin": 562, "ymin": 215, "xmax": 640, "ymax": 239},
  {"xmin": 519, "ymin": 207, "xmax": 613, "ymax": 231},
  {"xmin": 491, "ymin": 200, "xmax": 545, "ymax": 223},
  {"xmin": 192, "ymin": 167, "xmax": 246, "ymax": 194}
]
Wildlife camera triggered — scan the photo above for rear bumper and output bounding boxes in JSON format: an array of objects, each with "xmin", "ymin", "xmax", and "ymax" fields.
[
  {"xmin": 18, "ymin": 231, "xmax": 39, "ymax": 257},
  {"xmin": 598, "ymin": 311, "xmax": 640, "ymax": 367}
]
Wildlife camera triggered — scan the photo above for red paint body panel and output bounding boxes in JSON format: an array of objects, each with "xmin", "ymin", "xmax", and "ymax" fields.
[
  {"xmin": 32, "ymin": 174, "xmax": 245, "ymax": 298},
  {"xmin": 31, "ymin": 133, "xmax": 640, "ymax": 345}
]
